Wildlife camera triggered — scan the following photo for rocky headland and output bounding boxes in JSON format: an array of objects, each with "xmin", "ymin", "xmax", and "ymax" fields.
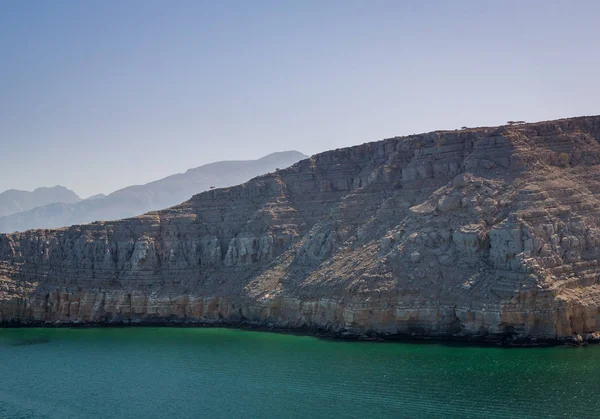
[{"xmin": 2, "ymin": 116, "xmax": 600, "ymax": 344}]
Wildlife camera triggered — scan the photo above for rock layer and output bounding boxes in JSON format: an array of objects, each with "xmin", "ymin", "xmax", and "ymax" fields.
[{"xmin": 2, "ymin": 116, "xmax": 600, "ymax": 343}]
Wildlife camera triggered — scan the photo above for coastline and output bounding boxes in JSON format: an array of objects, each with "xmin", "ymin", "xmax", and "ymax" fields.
[{"xmin": 1, "ymin": 320, "xmax": 595, "ymax": 348}]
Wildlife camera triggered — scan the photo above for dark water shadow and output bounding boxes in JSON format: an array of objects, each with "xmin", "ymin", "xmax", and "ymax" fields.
[{"xmin": 9, "ymin": 336, "xmax": 51, "ymax": 347}]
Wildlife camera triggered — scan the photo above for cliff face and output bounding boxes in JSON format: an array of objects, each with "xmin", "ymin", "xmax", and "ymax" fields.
[{"xmin": 2, "ymin": 116, "xmax": 600, "ymax": 342}]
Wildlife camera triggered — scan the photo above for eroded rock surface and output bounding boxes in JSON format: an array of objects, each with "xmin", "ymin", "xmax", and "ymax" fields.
[{"xmin": 2, "ymin": 116, "xmax": 600, "ymax": 343}]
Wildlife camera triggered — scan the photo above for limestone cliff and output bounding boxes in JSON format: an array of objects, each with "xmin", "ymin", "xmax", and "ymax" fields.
[{"xmin": 2, "ymin": 116, "xmax": 600, "ymax": 343}]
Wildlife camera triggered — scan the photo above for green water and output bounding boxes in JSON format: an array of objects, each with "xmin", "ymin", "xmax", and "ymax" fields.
[{"xmin": 0, "ymin": 328, "xmax": 598, "ymax": 418}]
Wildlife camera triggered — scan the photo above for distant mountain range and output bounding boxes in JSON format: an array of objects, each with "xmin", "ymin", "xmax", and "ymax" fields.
[
  {"xmin": 0, "ymin": 186, "xmax": 81, "ymax": 217},
  {"xmin": 0, "ymin": 151, "xmax": 307, "ymax": 233}
]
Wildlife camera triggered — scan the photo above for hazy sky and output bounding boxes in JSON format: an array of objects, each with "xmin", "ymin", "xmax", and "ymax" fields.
[{"xmin": 2, "ymin": 1, "xmax": 599, "ymax": 197}]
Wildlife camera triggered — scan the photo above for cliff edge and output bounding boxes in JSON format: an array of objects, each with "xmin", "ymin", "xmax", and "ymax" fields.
[{"xmin": 2, "ymin": 116, "xmax": 600, "ymax": 343}]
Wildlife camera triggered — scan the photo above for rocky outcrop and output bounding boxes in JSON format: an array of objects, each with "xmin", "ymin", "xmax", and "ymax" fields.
[{"xmin": 2, "ymin": 116, "xmax": 600, "ymax": 344}]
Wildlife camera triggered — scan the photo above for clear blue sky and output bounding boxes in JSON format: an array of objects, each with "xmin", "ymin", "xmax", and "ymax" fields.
[{"xmin": 1, "ymin": 0, "xmax": 598, "ymax": 197}]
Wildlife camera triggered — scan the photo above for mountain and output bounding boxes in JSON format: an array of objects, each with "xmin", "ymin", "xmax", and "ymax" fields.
[
  {"xmin": 1, "ymin": 116, "xmax": 600, "ymax": 344},
  {"xmin": 85, "ymin": 194, "xmax": 106, "ymax": 201},
  {"xmin": 0, "ymin": 151, "xmax": 306, "ymax": 233},
  {"xmin": 0, "ymin": 186, "xmax": 81, "ymax": 217}
]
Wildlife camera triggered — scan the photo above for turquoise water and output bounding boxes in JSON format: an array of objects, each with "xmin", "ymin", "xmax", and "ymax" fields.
[{"xmin": 0, "ymin": 328, "xmax": 598, "ymax": 418}]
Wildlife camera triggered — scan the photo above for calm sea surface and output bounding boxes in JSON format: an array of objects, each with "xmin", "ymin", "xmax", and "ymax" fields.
[{"xmin": 0, "ymin": 327, "xmax": 598, "ymax": 418}]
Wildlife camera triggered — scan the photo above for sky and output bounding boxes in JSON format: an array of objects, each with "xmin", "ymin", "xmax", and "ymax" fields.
[{"xmin": 1, "ymin": 1, "xmax": 599, "ymax": 198}]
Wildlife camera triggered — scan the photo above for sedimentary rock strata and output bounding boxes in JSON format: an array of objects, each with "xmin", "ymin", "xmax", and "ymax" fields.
[{"xmin": 2, "ymin": 116, "xmax": 600, "ymax": 343}]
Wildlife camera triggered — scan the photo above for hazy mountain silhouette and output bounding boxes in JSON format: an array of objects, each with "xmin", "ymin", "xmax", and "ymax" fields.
[
  {"xmin": 0, "ymin": 186, "xmax": 81, "ymax": 218},
  {"xmin": 85, "ymin": 194, "xmax": 107, "ymax": 201},
  {"xmin": 0, "ymin": 151, "xmax": 306, "ymax": 233}
]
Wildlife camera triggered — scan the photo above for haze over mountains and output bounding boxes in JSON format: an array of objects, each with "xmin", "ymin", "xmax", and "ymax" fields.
[
  {"xmin": 0, "ymin": 151, "xmax": 306, "ymax": 233},
  {"xmin": 0, "ymin": 186, "xmax": 81, "ymax": 217}
]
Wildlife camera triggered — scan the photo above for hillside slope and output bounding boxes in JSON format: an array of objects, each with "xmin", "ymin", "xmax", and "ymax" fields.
[
  {"xmin": 0, "ymin": 151, "xmax": 306, "ymax": 232},
  {"xmin": 1, "ymin": 117, "xmax": 600, "ymax": 343}
]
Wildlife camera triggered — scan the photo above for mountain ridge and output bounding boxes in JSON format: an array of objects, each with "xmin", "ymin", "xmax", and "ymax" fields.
[
  {"xmin": 0, "ymin": 185, "xmax": 81, "ymax": 218},
  {"xmin": 0, "ymin": 151, "xmax": 306, "ymax": 233},
  {"xmin": 1, "ymin": 116, "xmax": 600, "ymax": 344}
]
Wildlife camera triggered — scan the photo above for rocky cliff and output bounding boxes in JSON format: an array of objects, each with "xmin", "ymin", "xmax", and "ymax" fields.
[{"xmin": 2, "ymin": 116, "xmax": 600, "ymax": 343}]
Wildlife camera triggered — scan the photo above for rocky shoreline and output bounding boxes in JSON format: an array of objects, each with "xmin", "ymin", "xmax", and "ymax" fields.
[{"xmin": 2, "ymin": 319, "xmax": 598, "ymax": 348}]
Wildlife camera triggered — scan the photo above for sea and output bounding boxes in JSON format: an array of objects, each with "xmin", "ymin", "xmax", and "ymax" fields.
[{"xmin": 1, "ymin": 327, "xmax": 598, "ymax": 418}]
